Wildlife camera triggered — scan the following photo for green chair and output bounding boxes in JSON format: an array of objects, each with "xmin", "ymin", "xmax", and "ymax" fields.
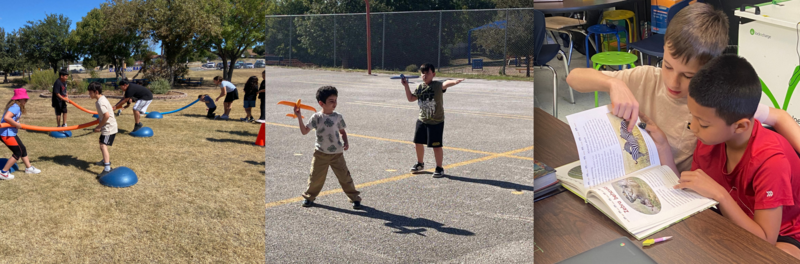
[{"xmin": 591, "ymin": 51, "xmax": 638, "ymax": 107}]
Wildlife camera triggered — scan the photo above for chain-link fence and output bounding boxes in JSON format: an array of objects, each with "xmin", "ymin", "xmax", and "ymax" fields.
[{"xmin": 265, "ymin": 8, "xmax": 533, "ymax": 77}]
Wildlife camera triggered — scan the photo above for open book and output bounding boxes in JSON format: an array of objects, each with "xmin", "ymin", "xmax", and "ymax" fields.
[{"xmin": 556, "ymin": 106, "xmax": 718, "ymax": 240}]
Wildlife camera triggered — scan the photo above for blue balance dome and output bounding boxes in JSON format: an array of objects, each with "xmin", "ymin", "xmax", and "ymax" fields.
[
  {"xmin": 130, "ymin": 127, "xmax": 153, "ymax": 137},
  {"xmin": 146, "ymin": 111, "xmax": 163, "ymax": 119},
  {"xmin": 0, "ymin": 158, "xmax": 19, "ymax": 173},
  {"xmin": 92, "ymin": 114, "xmax": 99, "ymax": 118},
  {"xmin": 98, "ymin": 166, "xmax": 138, "ymax": 188},
  {"xmin": 49, "ymin": 131, "xmax": 71, "ymax": 138}
]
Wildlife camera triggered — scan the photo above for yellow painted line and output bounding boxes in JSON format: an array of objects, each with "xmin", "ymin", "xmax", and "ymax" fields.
[
  {"xmin": 349, "ymin": 101, "xmax": 534, "ymax": 120},
  {"xmin": 266, "ymin": 146, "xmax": 534, "ymax": 209},
  {"xmin": 263, "ymin": 122, "xmax": 532, "ymax": 161},
  {"xmin": 292, "ymin": 80, "xmax": 534, "ymax": 99}
]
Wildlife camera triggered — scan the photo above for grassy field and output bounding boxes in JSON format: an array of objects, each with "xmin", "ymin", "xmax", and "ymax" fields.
[{"xmin": 0, "ymin": 69, "xmax": 265, "ymax": 262}]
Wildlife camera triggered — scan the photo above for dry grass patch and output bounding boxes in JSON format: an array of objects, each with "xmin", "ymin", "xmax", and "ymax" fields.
[{"xmin": 0, "ymin": 80, "xmax": 264, "ymax": 262}]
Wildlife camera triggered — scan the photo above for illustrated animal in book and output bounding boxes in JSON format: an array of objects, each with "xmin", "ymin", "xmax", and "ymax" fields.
[
  {"xmin": 613, "ymin": 178, "xmax": 661, "ymax": 214},
  {"xmin": 620, "ymin": 119, "xmax": 645, "ymax": 164}
]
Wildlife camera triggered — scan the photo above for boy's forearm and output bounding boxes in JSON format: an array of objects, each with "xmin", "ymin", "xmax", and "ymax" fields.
[
  {"xmin": 297, "ymin": 118, "xmax": 308, "ymax": 135},
  {"xmin": 565, "ymin": 68, "xmax": 615, "ymax": 93},
  {"xmin": 768, "ymin": 109, "xmax": 800, "ymax": 152},
  {"xmin": 657, "ymin": 142, "xmax": 679, "ymax": 175},
  {"xmin": 403, "ymin": 86, "xmax": 415, "ymax": 102},
  {"xmin": 341, "ymin": 131, "xmax": 348, "ymax": 144}
]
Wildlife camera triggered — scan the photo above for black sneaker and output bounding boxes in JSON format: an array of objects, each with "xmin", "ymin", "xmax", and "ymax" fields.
[
  {"xmin": 132, "ymin": 123, "xmax": 143, "ymax": 132},
  {"xmin": 410, "ymin": 162, "xmax": 424, "ymax": 173},
  {"xmin": 353, "ymin": 201, "xmax": 363, "ymax": 210},
  {"xmin": 301, "ymin": 199, "xmax": 314, "ymax": 207},
  {"xmin": 433, "ymin": 167, "xmax": 445, "ymax": 178},
  {"xmin": 98, "ymin": 169, "xmax": 112, "ymax": 178}
]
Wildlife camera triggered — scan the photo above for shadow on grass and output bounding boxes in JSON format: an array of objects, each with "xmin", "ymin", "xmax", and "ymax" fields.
[
  {"xmin": 218, "ymin": 130, "xmax": 258, "ymax": 137},
  {"xmin": 443, "ymin": 174, "xmax": 533, "ymax": 192},
  {"xmin": 181, "ymin": 114, "xmax": 207, "ymax": 118},
  {"xmin": 34, "ymin": 155, "xmax": 93, "ymax": 174},
  {"xmin": 206, "ymin": 137, "xmax": 255, "ymax": 145},
  {"xmin": 313, "ymin": 204, "xmax": 474, "ymax": 237},
  {"xmin": 245, "ymin": 160, "xmax": 265, "ymax": 166}
]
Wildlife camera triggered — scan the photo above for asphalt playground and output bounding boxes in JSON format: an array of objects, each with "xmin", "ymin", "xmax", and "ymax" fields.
[{"xmin": 264, "ymin": 67, "xmax": 533, "ymax": 263}]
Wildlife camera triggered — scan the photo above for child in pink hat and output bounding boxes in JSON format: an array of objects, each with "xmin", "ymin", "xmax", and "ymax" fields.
[{"xmin": 0, "ymin": 88, "xmax": 41, "ymax": 180}]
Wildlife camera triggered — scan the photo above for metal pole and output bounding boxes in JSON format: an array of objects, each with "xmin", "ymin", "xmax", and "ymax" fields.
[
  {"xmin": 365, "ymin": 0, "xmax": 372, "ymax": 75},
  {"xmin": 503, "ymin": 9, "xmax": 508, "ymax": 75},
  {"xmin": 382, "ymin": 13, "xmax": 385, "ymax": 70},
  {"xmin": 289, "ymin": 18, "xmax": 293, "ymax": 66},
  {"xmin": 438, "ymin": 11, "xmax": 442, "ymax": 68},
  {"xmin": 334, "ymin": 16, "xmax": 337, "ymax": 67}
]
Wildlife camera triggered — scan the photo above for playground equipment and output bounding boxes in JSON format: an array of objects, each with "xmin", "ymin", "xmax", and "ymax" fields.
[
  {"xmin": 277, "ymin": 99, "xmax": 317, "ymax": 119},
  {"xmin": 0, "ymin": 158, "xmax": 19, "ymax": 173},
  {"xmin": 129, "ymin": 127, "xmax": 153, "ymax": 137},
  {"xmin": 98, "ymin": 166, "xmax": 138, "ymax": 188},
  {"xmin": 145, "ymin": 99, "xmax": 201, "ymax": 119},
  {"xmin": 0, "ymin": 120, "xmax": 99, "ymax": 138}
]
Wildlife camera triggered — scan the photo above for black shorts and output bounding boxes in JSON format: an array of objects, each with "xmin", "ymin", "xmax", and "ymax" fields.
[
  {"xmin": 413, "ymin": 120, "xmax": 444, "ymax": 148},
  {"xmin": 99, "ymin": 133, "xmax": 116, "ymax": 146},
  {"xmin": 224, "ymin": 89, "xmax": 239, "ymax": 103},
  {"xmin": 53, "ymin": 102, "xmax": 68, "ymax": 115},
  {"xmin": 778, "ymin": 236, "xmax": 800, "ymax": 251}
]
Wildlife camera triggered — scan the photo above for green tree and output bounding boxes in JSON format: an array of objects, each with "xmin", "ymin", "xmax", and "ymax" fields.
[
  {"xmin": 71, "ymin": 6, "xmax": 149, "ymax": 80},
  {"xmin": 19, "ymin": 14, "xmax": 78, "ymax": 74},
  {"xmin": 474, "ymin": 9, "xmax": 532, "ymax": 76},
  {"xmin": 0, "ymin": 30, "xmax": 25, "ymax": 84},
  {"xmin": 253, "ymin": 44, "xmax": 265, "ymax": 56},
  {"xmin": 199, "ymin": 0, "xmax": 265, "ymax": 81}
]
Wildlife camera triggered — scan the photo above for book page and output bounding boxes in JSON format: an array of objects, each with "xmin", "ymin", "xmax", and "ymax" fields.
[
  {"xmin": 566, "ymin": 106, "xmax": 660, "ymax": 188},
  {"xmin": 554, "ymin": 161, "xmax": 589, "ymax": 198},
  {"xmin": 587, "ymin": 166, "xmax": 715, "ymax": 231}
]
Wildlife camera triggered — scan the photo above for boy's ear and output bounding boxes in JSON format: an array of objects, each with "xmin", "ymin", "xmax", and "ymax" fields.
[
  {"xmin": 318, "ymin": 100, "xmax": 324, "ymax": 107},
  {"xmin": 732, "ymin": 118, "xmax": 753, "ymax": 134}
]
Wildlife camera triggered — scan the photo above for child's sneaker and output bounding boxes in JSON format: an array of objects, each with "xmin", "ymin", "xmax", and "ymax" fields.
[
  {"xmin": 352, "ymin": 201, "xmax": 363, "ymax": 210},
  {"xmin": 301, "ymin": 199, "xmax": 314, "ymax": 207},
  {"xmin": 25, "ymin": 166, "xmax": 41, "ymax": 174},
  {"xmin": 98, "ymin": 168, "xmax": 112, "ymax": 178},
  {"xmin": 248, "ymin": 117, "xmax": 255, "ymax": 123},
  {"xmin": 0, "ymin": 171, "xmax": 14, "ymax": 180},
  {"xmin": 240, "ymin": 117, "xmax": 248, "ymax": 122},
  {"xmin": 410, "ymin": 162, "xmax": 424, "ymax": 173},
  {"xmin": 94, "ymin": 160, "xmax": 105, "ymax": 166},
  {"xmin": 433, "ymin": 167, "xmax": 445, "ymax": 178}
]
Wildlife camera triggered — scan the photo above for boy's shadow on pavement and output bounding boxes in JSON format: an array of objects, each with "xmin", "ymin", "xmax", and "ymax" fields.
[
  {"xmin": 444, "ymin": 174, "xmax": 533, "ymax": 192},
  {"xmin": 313, "ymin": 204, "xmax": 475, "ymax": 237},
  {"xmin": 34, "ymin": 155, "xmax": 93, "ymax": 174}
]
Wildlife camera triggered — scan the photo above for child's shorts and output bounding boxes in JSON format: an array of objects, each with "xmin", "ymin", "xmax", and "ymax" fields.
[
  {"xmin": 224, "ymin": 89, "xmax": 239, "ymax": 103},
  {"xmin": 413, "ymin": 120, "xmax": 444, "ymax": 148},
  {"xmin": 54, "ymin": 102, "xmax": 68, "ymax": 115},
  {"xmin": 243, "ymin": 100, "xmax": 256, "ymax": 108},
  {"xmin": 99, "ymin": 133, "xmax": 116, "ymax": 146},
  {"xmin": 133, "ymin": 100, "xmax": 152, "ymax": 114},
  {"xmin": 1, "ymin": 135, "xmax": 27, "ymax": 159},
  {"xmin": 778, "ymin": 235, "xmax": 800, "ymax": 251}
]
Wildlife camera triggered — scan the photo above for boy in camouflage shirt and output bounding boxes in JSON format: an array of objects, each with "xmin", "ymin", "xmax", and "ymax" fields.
[{"xmin": 294, "ymin": 86, "xmax": 362, "ymax": 209}]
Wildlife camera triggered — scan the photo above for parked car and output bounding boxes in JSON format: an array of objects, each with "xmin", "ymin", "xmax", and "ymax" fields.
[
  {"xmin": 245, "ymin": 63, "xmax": 254, "ymax": 69},
  {"xmin": 234, "ymin": 62, "xmax": 244, "ymax": 69},
  {"xmin": 205, "ymin": 62, "xmax": 215, "ymax": 68},
  {"xmin": 216, "ymin": 62, "xmax": 225, "ymax": 69},
  {"xmin": 254, "ymin": 61, "xmax": 265, "ymax": 68}
]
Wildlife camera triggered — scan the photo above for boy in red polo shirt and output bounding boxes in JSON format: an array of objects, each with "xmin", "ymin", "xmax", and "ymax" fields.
[{"xmin": 644, "ymin": 55, "xmax": 800, "ymax": 259}]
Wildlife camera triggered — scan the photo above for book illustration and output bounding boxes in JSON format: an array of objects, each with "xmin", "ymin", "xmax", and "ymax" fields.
[
  {"xmin": 607, "ymin": 113, "xmax": 650, "ymax": 174},
  {"xmin": 612, "ymin": 177, "xmax": 662, "ymax": 215},
  {"xmin": 568, "ymin": 166, "xmax": 583, "ymax": 179}
]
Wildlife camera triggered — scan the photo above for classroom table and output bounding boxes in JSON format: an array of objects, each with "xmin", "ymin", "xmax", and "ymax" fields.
[{"xmin": 533, "ymin": 107, "xmax": 798, "ymax": 263}]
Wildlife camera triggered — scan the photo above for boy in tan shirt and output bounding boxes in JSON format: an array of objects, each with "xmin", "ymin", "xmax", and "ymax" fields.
[
  {"xmin": 88, "ymin": 82, "xmax": 118, "ymax": 177},
  {"xmin": 566, "ymin": 3, "xmax": 800, "ymax": 172}
]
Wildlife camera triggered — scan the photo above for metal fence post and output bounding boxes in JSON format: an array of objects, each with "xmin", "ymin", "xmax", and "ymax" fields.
[
  {"xmin": 289, "ymin": 18, "xmax": 293, "ymax": 65},
  {"xmin": 438, "ymin": 11, "xmax": 442, "ymax": 68},
  {"xmin": 382, "ymin": 13, "xmax": 386, "ymax": 70},
  {"xmin": 503, "ymin": 9, "xmax": 508, "ymax": 75},
  {"xmin": 334, "ymin": 15, "xmax": 337, "ymax": 67}
]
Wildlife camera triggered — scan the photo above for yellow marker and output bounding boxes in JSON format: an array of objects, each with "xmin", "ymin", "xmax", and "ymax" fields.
[
  {"xmin": 386, "ymin": 169, "xmax": 397, "ymax": 172},
  {"xmin": 643, "ymin": 236, "xmax": 672, "ymax": 246},
  {"xmin": 511, "ymin": 190, "xmax": 524, "ymax": 195}
]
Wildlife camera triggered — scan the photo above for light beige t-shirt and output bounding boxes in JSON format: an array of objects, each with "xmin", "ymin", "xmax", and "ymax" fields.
[
  {"xmin": 602, "ymin": 66, "xmax": 770, "ymax": 172},
  {"xmin": 96, "ymin": 95, "xmax": 118, "ymax": 135}
]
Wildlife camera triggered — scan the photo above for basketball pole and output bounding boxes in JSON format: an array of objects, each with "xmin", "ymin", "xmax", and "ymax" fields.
[{"xmin": 365, "ymin": 0, "xmax": 372, "ymax": 75}]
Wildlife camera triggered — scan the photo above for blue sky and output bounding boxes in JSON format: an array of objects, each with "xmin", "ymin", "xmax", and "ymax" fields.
[{"xmin": 0, "ymin": 0, "xmax": 160, "ymax": 54}]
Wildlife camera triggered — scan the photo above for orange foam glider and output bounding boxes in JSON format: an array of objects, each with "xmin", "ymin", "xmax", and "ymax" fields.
[
  {"xmin": 277, "ymin": 99, "xmax": 316, "ymax": 118},
  {"xmin": 0, "ymin": 120, "xmax": 99, "ymax": 132},
  {"xmin": 68, "ymin": 100, "xmax": 120, "ymax": 115}
]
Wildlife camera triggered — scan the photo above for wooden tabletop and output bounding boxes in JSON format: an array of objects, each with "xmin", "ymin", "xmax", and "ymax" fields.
[
  {"xmin": 533, "ymin": 107, "xmax": 797, "ymax": 263},
  {"xmin": 536, "ymin": 0, "xmax": 644, "ymax": 14}
]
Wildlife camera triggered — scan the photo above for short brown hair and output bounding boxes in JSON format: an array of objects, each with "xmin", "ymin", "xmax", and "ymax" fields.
[
  {"xmin": 664, "ymin": 3, "xmax": 729, "ymax": 65},
  {"xmin": 213, "ymin": 76, "xmax": 222, "ymax": 82}
]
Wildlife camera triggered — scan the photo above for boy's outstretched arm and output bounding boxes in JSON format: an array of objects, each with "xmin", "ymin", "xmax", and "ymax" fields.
[
  {"xmin": 761, "ymin": 106, "xmax": 800, "ymax": 152},
  {"xmin": 295, "ymin": 107, "xmax": 310, "ymax": 135},
  {"xmin": 567, "ymin": 68, "xmax": 640, "ymax": 132},
  {"xmin": 402, "ymin": 79, "xmax": 417, "ymax": 102},
  {"xmin": 442, "ymin": 79, "xmax": 464, "ymax": 91},
  {"xmin": 641, "ymin": 113, "xmax": 679, "ymax": 175}
]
